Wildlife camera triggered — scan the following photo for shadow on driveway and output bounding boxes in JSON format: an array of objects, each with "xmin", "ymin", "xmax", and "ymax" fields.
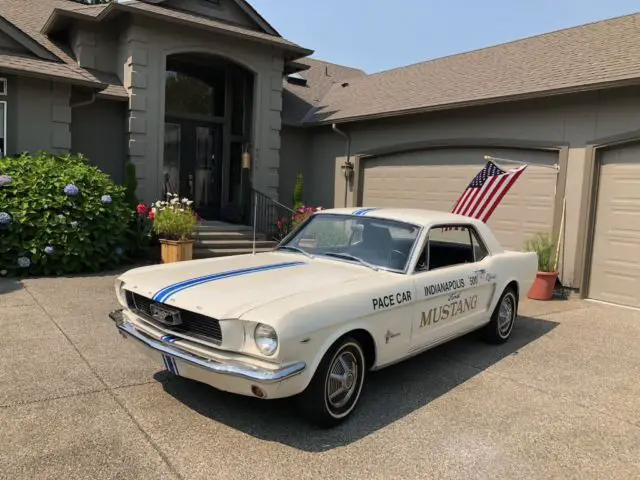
[
  {"xmin": 155, "ymin": 314, "xmax": 559, "ymax": 452},
  {"xmin": 0, "ymin": 278, "xmax": 23, "ymax": 295}
]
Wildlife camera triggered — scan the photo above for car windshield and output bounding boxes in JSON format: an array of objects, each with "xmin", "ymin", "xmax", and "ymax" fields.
[{"xmin": 278, "ymin": 214, "xmax": 421, "ymax": 272}]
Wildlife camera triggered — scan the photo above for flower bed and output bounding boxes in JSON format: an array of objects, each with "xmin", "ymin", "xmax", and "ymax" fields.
[
  {"xmin": 275, "ymin": 205, "xmax": 323, "ymax": 240},
  {"xmin": 0, "ymin": 152, "xmax": 132, "ymax": 276}
]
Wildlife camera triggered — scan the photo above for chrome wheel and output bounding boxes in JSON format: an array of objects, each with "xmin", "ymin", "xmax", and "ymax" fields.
[
  {"xmin": 322, "ymin": 341, "xmax": 366, "ymax": 419},
  {"xmin": 497, "ymin": 292, "xmax": 516, "ymax": 338}
]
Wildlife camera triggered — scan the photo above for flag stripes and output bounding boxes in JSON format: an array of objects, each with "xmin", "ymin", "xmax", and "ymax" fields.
[{"xmin": 450, "ymin": 160, "xmax": 527, "ymax": 223}]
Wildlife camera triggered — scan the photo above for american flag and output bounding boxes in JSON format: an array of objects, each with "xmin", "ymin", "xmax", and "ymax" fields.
[{"xmin": 451, "ymin": 160, "xmax": 527, "ymax": 222}]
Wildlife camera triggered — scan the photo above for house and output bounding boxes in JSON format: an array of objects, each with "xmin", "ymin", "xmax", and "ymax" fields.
[{"xmin": 1, "ymin": 0, "xmax": 639, "ymax": 309}]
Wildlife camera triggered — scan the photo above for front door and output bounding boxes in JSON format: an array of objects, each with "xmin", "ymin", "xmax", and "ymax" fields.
[
  {"xmin": 163, "ymin": 119, "xmax": 223, "ymax": 219},
  {"xmin": 410, "ymin": 224, "xmax": 497, "ymax": 351}
]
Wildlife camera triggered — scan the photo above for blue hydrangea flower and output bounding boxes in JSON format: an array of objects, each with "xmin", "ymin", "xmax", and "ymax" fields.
[
  {"xmin": 57, "ymin": 214, "xmax": 65, "ymax": 222},
  {"xmin": 0, "ymin": 175, "xmax": 11, "ymax": 187},
  {"xmin": 44, "ymin": 246, "xmax": 55, "ymax": 255},
  {"xmin": 17, "ymin": 256, "xmax": 30, "ymax": 268},
  {"xmin": 101, "ymin": 195, "xmax": 112, "ymax": 204},
  {"xmin": 70, "ymin": 221, "xmax": 79, "ymax": 228},
  {"xmin": 115, "ymin": 247, "xmax": 124, "ymax": 256},
  {"xmin": 0, "ymin": 212, "xmax": 10, "ymax": 226},
  {"xmin": 0, "ymin": 270, "xmax": 6, "ymax": 276},
  {"xmin": 64, "ymin": 184, "xmax": 79, "ymax": 197}
]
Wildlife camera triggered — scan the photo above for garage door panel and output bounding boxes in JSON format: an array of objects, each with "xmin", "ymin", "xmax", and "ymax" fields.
[
  {"xmin": 589, "ymin": 144, "xmax": 640, "ymax": 308},
  {"xmin": 361, "ymin": 148, "xmax": 558, "ymax": 252}
]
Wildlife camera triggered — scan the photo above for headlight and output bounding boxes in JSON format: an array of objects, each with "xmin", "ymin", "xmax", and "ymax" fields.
[
  {"xmin": 254, "ymin": 324, "xmax": 278, "ymax": 356},
  {"xmin": 115, "ymin": 279, "xmax": 127, "ymax": 306}
]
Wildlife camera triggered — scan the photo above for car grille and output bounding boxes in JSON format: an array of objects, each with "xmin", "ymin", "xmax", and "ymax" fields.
[{"xmin": 125, "ymin": 291, "xmax": 222, "ymax": 345}]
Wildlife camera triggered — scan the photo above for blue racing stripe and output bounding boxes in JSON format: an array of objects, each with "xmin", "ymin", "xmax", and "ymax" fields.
[
  {"xmin": 353, "ymin": 207, "xmax": 379, "ymax": 216},
  {"xmin": 152, "ymin": 261, "xmax": 306, "ymax": 303}
]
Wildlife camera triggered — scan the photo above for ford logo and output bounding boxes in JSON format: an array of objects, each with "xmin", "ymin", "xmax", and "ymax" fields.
[{"xmin": 150, "ymin": 304, "xmax": 182, "ymax": 326}]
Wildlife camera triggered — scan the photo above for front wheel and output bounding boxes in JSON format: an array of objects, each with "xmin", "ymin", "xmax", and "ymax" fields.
[
  {"xmin": 482, "ymin": 287, "xmax": 518, "ymax": 344},
  {"xmin": 298, "ymin": 336, "xmax": 367, "ymax": 428}
]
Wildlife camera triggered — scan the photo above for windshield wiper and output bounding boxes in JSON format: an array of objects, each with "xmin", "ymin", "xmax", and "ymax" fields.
[
  {"xmin": 323, "ymin": 252, "xmax": 379, "ymax": 271},
  {"xmin": 276, "ymin": 245, "xmax": 314, "ymax": 259}
]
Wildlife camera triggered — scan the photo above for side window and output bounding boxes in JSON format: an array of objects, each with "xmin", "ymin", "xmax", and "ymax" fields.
[
  {"xmin": 415, "ymin": 225, "xmax": 487, "ymax": 272},
  {"xmin": 471, "ymin": 229, "xmax": 489, "ymax": 261}
]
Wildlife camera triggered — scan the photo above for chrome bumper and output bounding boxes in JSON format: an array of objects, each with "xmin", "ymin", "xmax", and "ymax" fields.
[{"xmin": 108, "ymin": 309, "xmax": 306, "ymax": 384}]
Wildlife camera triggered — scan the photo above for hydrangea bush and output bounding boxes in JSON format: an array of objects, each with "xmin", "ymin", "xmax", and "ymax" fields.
[{"xmin": 0, "ymin": 152, "xmax": 132, "ymax": 276}]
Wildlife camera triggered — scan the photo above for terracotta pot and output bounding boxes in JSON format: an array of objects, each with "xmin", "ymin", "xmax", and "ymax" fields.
[
  {"xmin": 527, "ymin": 271, "xmax": 558, "ymax": 300},
  {"xmin": 160, "ymin": 239, "xmax": 194, "ymax": 263}
]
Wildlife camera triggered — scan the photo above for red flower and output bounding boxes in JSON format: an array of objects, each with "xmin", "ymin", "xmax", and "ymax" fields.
[
  {"xmin": 136, "ymin": 203, "xmax": 149, "ymax": 215},
  {"xmin": 277, "ymin": 220, "xmax": 283, "ymax": 229},
  {"xmin": 148, "ymin": 210, "xmax": 155, "ymax": 221}
]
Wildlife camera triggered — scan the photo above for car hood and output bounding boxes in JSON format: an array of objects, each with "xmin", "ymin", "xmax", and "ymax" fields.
[{"xmin": 119, "ymin": 252, "xmax": 377, "ymax": 319}]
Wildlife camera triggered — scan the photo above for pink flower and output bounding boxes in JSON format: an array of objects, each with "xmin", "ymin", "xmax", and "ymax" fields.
[
  {"xmin": 136, "ymin": 203, "xmax": 149, "ymax": 215},
  {"xmin": 148, "ymin": 211, "xmax": 155, "ymax": 221}
]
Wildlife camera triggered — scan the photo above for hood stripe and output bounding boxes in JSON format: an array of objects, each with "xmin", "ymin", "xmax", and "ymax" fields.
[
  {"xmin": 353, "ymin": 207, "xmax": 379, "ymax": 216},
  {"xmin": 152, "ymin": 261, "xmax": 307, "ymax": 303}
]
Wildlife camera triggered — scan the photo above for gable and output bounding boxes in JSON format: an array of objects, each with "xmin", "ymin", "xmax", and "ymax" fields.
[
  {"xmin": 0, "ymin": 30, "xmax": 29, "ymax": 55},
  {"xmin": 161, "ymin": 0, "xmax": 263, "ymax": 31}
]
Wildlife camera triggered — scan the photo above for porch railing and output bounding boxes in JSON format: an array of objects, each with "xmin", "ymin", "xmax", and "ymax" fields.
[{"xmin": 250, "ymin": 188, "xmax": 294, "ymax": 241}]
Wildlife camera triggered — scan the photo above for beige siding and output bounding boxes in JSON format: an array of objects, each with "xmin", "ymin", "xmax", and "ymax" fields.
[
  {"xmin": 360, "ymin": 148, "xmax": 558, "ymax": 252},
  {"xmin": 307, "ymin": 86, "xmax": 640, "ymax": 287},
  {"xmin": 279, "ymin": 125, "xmax": 310, "ymax": 207},
  {"xmin": 588, "ymin": 144, "xmax": 640, "ymax": 308}
]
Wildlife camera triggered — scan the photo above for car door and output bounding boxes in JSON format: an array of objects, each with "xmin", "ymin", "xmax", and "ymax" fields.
[{"xmin": 409, "ymin": 223, "xmax": 497, "ymax": 351}]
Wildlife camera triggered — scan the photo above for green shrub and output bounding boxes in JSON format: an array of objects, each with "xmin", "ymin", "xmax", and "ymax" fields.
[
  {"xmin": 123, "ymin": 161, "xmax": 139, "ymax": 210},
  {"xmin": 293, "ymin": 173, "xmax": 304, "ymax": 209},
  {"xmin": 0, "ymin": 152, "xmax": 133, "ymax": 276},
  {"xmin": 524, "ymin": 232, "xmax": 556, "ymax": 272}
]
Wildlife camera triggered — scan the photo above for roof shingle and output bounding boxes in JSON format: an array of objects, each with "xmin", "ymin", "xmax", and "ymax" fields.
[{"xmin": 310, "ymin": 12, "xmax": 640, "ymax": 124}]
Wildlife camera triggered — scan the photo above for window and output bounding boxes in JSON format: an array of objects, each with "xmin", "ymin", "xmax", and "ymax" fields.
[
  {"xmin": 0, "ymin": 100, "xmax": 6, "ymax": 157},
  {"xmin": 416, "ymin": 225, "xmax": 488, "ymax": 272},
  {"xmin": 0, "ymin": 78, "xmax": 6, "ymax": 96}
]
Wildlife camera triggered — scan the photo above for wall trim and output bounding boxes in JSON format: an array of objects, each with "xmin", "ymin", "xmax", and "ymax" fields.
[{"xmin": 575, "ymin": 133, "xmax": 640, "ymax": 298}]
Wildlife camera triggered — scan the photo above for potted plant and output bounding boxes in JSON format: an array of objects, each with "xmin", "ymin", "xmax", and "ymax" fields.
[
  {"xmin": 151, "ymin": 193, "xmax": 198, "ymax": 263},
  {"xmin": 525, "ymin": 232, "xmax": 558, "ymax": 300}
]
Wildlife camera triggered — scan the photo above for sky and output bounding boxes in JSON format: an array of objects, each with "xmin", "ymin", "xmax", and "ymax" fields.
[{"xmin": 249, "ymin": 0, "xmax": 640, "ymax": 74}]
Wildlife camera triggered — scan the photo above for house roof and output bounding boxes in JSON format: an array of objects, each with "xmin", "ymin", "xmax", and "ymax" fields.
[
  {"xmin": 282, "ymin": 57, "xmax": 366, "ymax": 126},
  {"xmin": 309, "ymin": 12, "xmax": 640, "ymax": 125}
]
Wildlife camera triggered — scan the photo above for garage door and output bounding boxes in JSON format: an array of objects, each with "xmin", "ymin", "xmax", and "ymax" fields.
[
  {"xmin": 360, "ymin": 147, "xmax": 559, "ymax": 252},
  {"xmin": 588, "ymin": 144, "xmax": 640, "ymax": 308}
]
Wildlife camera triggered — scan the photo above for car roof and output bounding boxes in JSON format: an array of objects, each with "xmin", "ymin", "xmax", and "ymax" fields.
[{"xmin": 315, "ymin": 207, "xmax": 483, "ymax": 227}]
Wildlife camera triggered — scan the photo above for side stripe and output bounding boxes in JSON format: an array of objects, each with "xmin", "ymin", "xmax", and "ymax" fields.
[{"xmin": 152, "ymin": 261, "xmax": 306, "ymax": 303}]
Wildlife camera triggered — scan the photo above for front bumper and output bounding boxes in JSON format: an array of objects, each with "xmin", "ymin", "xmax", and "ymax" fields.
[{"xmin": 109, "ymin": 309, "xmax": 307, "ymax": 398}]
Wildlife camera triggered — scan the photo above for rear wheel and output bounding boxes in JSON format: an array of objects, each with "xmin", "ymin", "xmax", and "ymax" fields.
[
  {"xmin": 298, "ymin": 336, "xmax": 367, "ymax": 428},
  {"xmin": 482, "ymin": 287, "xmax": 517, "ymax": 344}
]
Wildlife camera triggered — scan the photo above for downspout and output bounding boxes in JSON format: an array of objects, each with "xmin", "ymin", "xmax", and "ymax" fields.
[
  {"xmin": 332, "ymin": 123, "xmax": 354, "ymax": 207},
  {"xmin": 70, "ymin": 91, "xmax": 96, "ymax": 109}
]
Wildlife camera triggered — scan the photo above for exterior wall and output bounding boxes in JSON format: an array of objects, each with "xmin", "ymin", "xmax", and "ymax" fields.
[
  {"xmin": 279, "ymin": 125, "xmax": 310, "ymax": 207},
  {"xmin": 5, "ymin": 76, "xmax": 71, "ymax": 155},
  {"xmin": 0, "ymin": 31, "xmax": 26, "ymax": 53},
  {"xmin": 303, "ymin": 86, "xmax": 640, "ymax": 289},
  {"xmin": 165, "ymin": 0, "xmax": 257, "ymax": 28},
  {"xmin": 118, "ymin": 19, "xmax": 284, "ymax": 204},
  {"xmin": 70, "ymin": 25, "xmax": 119, "ymax": 74},
  {"xmin": 71, "ymin": 99, "xmax": 127, "ymax": 184}
]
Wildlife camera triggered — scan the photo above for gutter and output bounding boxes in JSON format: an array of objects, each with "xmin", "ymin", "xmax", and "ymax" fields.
[
  {"xmin": 70, "ymin": 91, "xmax": 96, "ymax": 109},
  {"xmin": 332, "ymin": 123, "xmax": 354, "ymax": 208}
]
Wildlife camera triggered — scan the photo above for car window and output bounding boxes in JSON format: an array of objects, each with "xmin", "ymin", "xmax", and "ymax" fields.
[
  {"xmin": 283, "ymin": 214, "xmax": 421, "ymax": 272},
  {"xmin": 415, "ymin": 225, "xmax": 484, "ymax": 272}
]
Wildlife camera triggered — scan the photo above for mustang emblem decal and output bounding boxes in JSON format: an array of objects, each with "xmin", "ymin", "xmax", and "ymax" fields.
[{"xmin": 150, "ymin": 304, "xmax": 182, "ymax": 326}]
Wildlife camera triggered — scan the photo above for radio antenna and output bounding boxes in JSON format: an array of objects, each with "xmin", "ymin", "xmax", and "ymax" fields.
[{"xmin": 252, "ymin": 190, "xmax": 257, "ymax": 255}]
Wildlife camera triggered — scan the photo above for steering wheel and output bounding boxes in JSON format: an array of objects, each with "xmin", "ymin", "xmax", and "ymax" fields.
[{"xmin": 388, "ymin": 249, "xmax": 408, "ymax": 269}]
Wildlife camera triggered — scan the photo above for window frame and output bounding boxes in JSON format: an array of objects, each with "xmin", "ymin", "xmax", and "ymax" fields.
[
  {"xmin": 411, "ymin": 223, "xmax": 491, "ymax": 274},
  {"xmin": 0, "ymin": 77, "xmax": 6, "ymax": 96},
  {"xmin": 0, "ymin": 99, "xmax": 6, "ymax": 158}
]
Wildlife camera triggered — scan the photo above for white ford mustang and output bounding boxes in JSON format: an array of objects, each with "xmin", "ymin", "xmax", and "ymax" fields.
[{"xmin": 109, "ymin": 207, "xmax": 538, "ymax": 427}]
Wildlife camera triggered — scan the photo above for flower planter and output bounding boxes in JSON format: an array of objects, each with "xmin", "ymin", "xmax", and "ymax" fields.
[
  {"xmin": 160, "ymin": 239, "xmax": 194, "ymax": 263},
  {"xmin": 527, "ymin": 271, "xmax": 558, "ymax": 301}
]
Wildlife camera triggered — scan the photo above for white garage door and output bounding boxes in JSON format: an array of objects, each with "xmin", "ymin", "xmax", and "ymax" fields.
[
  {"xmin": 588, "ymin": 144, "xmax": 640, "ymax": 308},
  {"xmin": 360, "ymin": 147, "xmax": 559, "ymax": 252}
]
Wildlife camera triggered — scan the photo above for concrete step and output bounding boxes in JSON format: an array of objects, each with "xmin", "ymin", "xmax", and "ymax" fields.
[
  {"xmin": 196, "ymin": 222, "xmax": 253, "ymax": 233},
  {"xmin": 194, "ymin": 247, "xmax": 275, "ymax": 258},
  {"xmin": 195, "ymin": 239, "xmax": 277, "ymax": 249}
]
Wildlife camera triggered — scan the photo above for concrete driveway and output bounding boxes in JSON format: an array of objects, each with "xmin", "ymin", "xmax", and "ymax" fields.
[{"xmin": 1, "ymin": 272, "xmax": 639, "ymax": 480}]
